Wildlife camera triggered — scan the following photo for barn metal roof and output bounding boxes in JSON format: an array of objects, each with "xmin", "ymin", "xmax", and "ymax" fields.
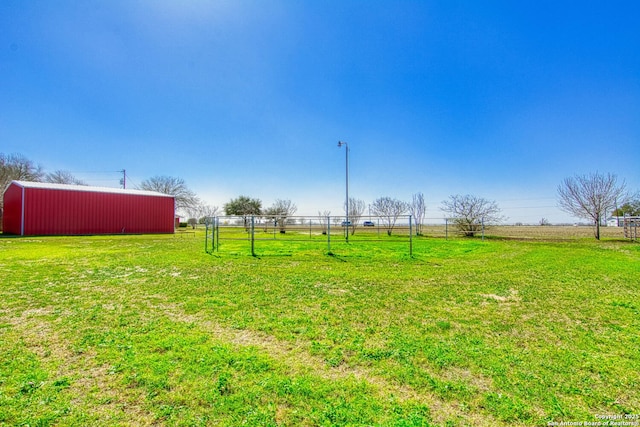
[{"xmin": 10, "ymin": 180, "xmax": 174, "ymax": 198}]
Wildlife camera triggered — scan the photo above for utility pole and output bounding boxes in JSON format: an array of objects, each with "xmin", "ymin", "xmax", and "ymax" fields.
[{"xmin": 120, "ymin": 169, "xmax": 126, "ymax": 189}]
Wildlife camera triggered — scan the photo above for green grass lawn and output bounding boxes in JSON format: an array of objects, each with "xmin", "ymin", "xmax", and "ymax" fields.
[{"xmin": 0, "ymin": 233, "xmax": 638, "ymax": 426}]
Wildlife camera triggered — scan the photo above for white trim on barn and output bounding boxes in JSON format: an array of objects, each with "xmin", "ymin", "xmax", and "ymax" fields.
[{"xmin": 11, "ymin": 180, "xmax": 173, "ymax": 198}]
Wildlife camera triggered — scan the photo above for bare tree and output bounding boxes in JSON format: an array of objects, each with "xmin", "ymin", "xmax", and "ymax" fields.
[
  {"xmin": 138, "ymin": 176, "xmax": 200, "ymax": 215},
  {"xmin": 345, "ymin": 197, "xmax": 366, "ymax": 235},
  {"xmin": 198, "ymin": 203, "xmax": 220, "ymax": 224},
  {"xmin": 1, "ymin": 153, "xmax": 44, "ymax": 193},
  {"xmin": 441, "ymin": 194, "xmax": 505, "ymax": 237},
  {"xmin": 45, "ymin": 170, "xmax": 86, "ymax": 185},
  {"xmin": 557, "ymin": 172, "xmax": 626, "ymax": 240},
  {"xmin": 185, "ymin": 202, "xmax": 220, "ymax": 227},
  {"xmin": 260, "ymin": 199, "xmax": 297, "ymax": 233},
  {"xmin": 276, "ymin": 199, "xmax": 297, "ymax": 215},
  {"xmin": 262, "ymin": 206, "xmax": 278, "ymax": 232},
  {"xmin": 318, "ymin": 210, "xmax": 331, "ymax": 234},
  {"xmin": 371, "ymin": 196, "xmax": 410, "ymax": 236},
  {"xmin": 410, "ymin": 192, "xmax": 426, "ymax": 235},
  {"xmin": 1, "ymin": 153, "xmax": 44, "ymax": 223}
]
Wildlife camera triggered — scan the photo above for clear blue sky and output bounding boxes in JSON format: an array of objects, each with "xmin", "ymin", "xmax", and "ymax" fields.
[{"xmin": 2, "ymin": 1, "xmax": 639, "ymax": 223}]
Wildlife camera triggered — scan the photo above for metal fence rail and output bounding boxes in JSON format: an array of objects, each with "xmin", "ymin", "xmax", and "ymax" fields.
[
  {"xmin": 205, "ymin": 215, "xmax": 417, "ymax": 256},
  {"xmin": 203, "ymin": 216, "xmax": 632, "ymax": 256}
]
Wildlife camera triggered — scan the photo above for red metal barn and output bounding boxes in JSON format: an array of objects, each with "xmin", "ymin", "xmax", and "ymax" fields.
[{"xmin": 2, "ymin": 181, "xmax": 175, "ymax": 236}]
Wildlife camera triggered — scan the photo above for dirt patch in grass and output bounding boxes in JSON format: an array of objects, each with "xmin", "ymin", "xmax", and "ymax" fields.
[{"xmin": 480, "ymin": 289, "xmax": 521, "ymax": 303}]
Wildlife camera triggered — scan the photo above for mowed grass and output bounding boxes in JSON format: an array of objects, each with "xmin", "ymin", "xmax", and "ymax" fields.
[{"xmin": 0, "ymin": 232, "xmax": 638, "ymax": 426}]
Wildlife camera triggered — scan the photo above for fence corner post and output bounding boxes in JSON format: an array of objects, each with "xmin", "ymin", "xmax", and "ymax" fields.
[
  {"xmin": 251, "ymin": 215, "xmax": 256, "ymax": 256},
  {"xmin": 445, "ymin": 218, "xmax": 448, "ymax": 240},
  {"xmin": 327, "ymin": 216, "xmax": 332, "ymax": 254}
]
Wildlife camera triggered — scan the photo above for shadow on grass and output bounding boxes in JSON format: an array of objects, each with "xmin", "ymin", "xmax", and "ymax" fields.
[{"xmin": 327, "ymin": 252, "xmax": 348, "ymax": 262}]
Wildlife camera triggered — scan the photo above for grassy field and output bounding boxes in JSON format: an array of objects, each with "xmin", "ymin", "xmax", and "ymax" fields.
[{"xmin": 0, "ymin": 231, "xmax": 638, "ymax": 426}]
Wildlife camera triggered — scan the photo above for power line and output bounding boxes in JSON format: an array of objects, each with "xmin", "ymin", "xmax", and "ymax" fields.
[
  {"xmin": 495, "ymin": 198, "xmax": 557, "ymax": 203},
  {"xmin": 500, "ymin": 206, "xmax": 558, "ymax": 210},
  {"xmin": 65, "ymin": 170, "xmax": 136, "ymax": 189},
  {"xmin": 68, "ymin": 170, "xmax": 124, "ymax": 174}
]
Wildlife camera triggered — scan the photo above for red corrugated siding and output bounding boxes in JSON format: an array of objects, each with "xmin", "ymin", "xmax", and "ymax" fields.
[
  {"xmin": 2, "ymin": 184, "xmax": 24, "ymax": 235},
  {"xmin": 6, "ymin": 183, "xmax": 175, "ymax": 235}
]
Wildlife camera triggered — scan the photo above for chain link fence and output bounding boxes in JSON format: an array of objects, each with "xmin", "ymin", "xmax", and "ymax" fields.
[
  {"xmin": 205, "ymin": 215, "xmax": 418, "ymax": 256},
  {"xmin": 203, "ymin": 215, "xmax": 632, "ymax": 256}
]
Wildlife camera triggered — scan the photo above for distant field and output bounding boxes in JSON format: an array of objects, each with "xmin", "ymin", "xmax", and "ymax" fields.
[
  {"xmin": 211, "ymin": 221, "xmax": 630, "ymax": 240},
  {"xmin": 0, "ymin": 232, "xmax": 638, "ymax": 426},
  {"xmin": 461, "ymin": 225, "xmax": 627, "ymax": 240},
  {"xmin": 367, "ymin": 224, "xmax": 627, "ymax": 240}
]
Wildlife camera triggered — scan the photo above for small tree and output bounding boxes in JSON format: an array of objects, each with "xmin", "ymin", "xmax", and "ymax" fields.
[
  {"xmin": 197, "ymin": 203, "xmax": 220, "ymax": 224},
  {"xmin": 262, "ymin": 206, "xmax": 278, "ymax": 232},
  {"xmin": 224, "ymin": 196, "xmax": 262, "ymax": 216},
  {"xmin": 224, "ymin": 196, "xmax": 262, "ymax": 230},
  {"xmin": 318, "ymin": 210, "xmax": 331, "ymax": 234},
  {"xmin": 371, "ymin": 196, "xmax": 410, "ymax": 236},
  {"xmin": 410, "ymin": 192, "xmax": 426, "ymax": 235},
  {"xmin": 345, "ymin": 197, "xmax": 366, "ymax": 235},
  {"xmin": 441, "ymin": 194, "xmax": 504, "ymax": 237},
  {"xmin": 270, "ymin": 199, "xmax": 297, "ymax": 233},
  {"xmin": 557, "ymin": 172, "xmax": 626, "ymax": 240}
]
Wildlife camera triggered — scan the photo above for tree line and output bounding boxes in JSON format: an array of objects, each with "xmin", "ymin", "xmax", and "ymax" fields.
[
  {"xmin": 222, "ymin": 172, "xmax": 638, "ymax": 240},
  {"xmin": 2, "ymin": 153, "xmax": 637, "ymax": 239},
  {"xmin": 221, "ymin": 194, "xmax": 422, "ymax": 236},
  {"xmin": 219, "ymin": 192, "xmax": 497, "ymax": 237}
]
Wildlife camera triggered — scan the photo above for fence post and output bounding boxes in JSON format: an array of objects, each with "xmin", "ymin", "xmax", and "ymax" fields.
[
  {"xmin": 251, "ymin": 216, "xmax": 255, "ymax": 256},
  {"xmin": 445, "ymin": 218, "xmax": 448, "ymax": 240},
  {"xmin": 204, "ymin": 217, "xmax": 217, "ymax": 254},
  {"xmin": 409, "ymin": 215, "xmax": 413, "ymax": 257},
  {"xmin": 205, "ymin": 218, "xmax": 210, "ymax": 253},
  {"xmin": 481, "ymin": 217, "xmax": 485, "ymax": 241},
  {"xmin": 215, "ymin": 217, "xmax": 219, "ymax": 251},
  {"xmin": 327, "ymin": 216, "xmax": 331, "ymax": 254}
]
